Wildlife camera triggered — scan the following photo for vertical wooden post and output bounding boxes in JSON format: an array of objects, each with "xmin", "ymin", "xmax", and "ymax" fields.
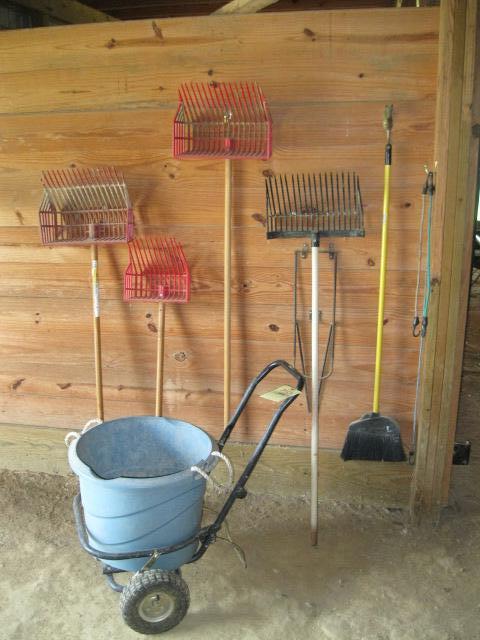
[{"xmin": 410, "ymin": 0, "xmax": 479, "ymax": 520}]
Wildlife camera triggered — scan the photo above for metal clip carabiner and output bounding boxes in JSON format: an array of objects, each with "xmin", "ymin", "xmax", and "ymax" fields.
[
  {"xmin": 420, "ymin": 317, "xmax": 428, "ymax": 338},
  {"xmin": 426, "ymin": 172, "xmax": 435, "ymax": 196},
  {"xmin": 412, "ymin": 316, "xmax": 421, "ymax": 337},
  {"xmin": 422, "ymin": 167, "xmax": 435, "ymax": 195}
]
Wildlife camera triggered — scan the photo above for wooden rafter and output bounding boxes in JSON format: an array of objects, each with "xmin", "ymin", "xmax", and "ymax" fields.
[
  {"xmin": 13, "ymin": 0, "xmax": 118, "ymax": 23},
  {"xmin": 213, "ymin": 0, "xmax": 280, "ymax": 14}
]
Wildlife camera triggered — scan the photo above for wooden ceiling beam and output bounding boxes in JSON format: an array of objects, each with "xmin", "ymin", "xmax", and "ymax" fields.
[
  {"xmin": 13, "ymin": 0, "xmax": 118, "ymax": 23},
  {"xmin": 77, "ymin": 1, "xmax": 396, "ymax": 21},
  {"xmin": 213, "ymin": 0, "xmax": 280, "ymax": 14}
]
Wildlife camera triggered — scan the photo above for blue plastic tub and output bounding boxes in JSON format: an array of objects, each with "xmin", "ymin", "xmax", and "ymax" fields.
[{"xmin": 68, "ymin": 416, "xmax": 218, "ymax": 571}]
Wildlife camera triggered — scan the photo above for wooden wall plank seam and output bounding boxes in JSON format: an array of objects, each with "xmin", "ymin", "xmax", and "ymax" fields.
[{"xmin": 0, "ymin": 422, "xmax": 413, "ymax": 507}]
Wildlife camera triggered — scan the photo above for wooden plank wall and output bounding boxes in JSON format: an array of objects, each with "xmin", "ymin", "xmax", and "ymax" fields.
[{"xmin": 0, "ymin": 8, "xmax": 439, "ymax": 449}]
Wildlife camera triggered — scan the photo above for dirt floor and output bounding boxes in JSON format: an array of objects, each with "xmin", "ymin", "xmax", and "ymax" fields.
[
  {"xmin": 0, "ymin": 462, "xmax": 479, "ymax": 640},
  {"xmin": 1, "ymin": 273, "xmax": 479, "ymax": 640}
]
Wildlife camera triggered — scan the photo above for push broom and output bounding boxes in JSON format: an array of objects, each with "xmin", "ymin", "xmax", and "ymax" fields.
[
  {"xmin": 39, "ymin": 167, "xmax": 134, "ymax": 421},
  {"xmin": 341, "ymin": 106, "xmax": 406, "ymax": 462},
  {"xmin": 173, "ymin": 82, "xmax": 272, "ymax": 425},
  {"xmin": 123, "ymin": 236, "xmax": 191, "ymax": 416}
]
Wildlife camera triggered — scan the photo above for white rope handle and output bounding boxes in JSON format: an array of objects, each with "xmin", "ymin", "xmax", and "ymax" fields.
[
  {"xmin": 83, "ymin": 418, "xmax": 103, "ymax": 431},
  {"xmin": 64, "ymin": 418, "xmax": 103, "ymax": 447},
  {"xmin": 64, "ymin": 432, "xmax": 80, "ymax": 447},
  {"xmin": 191, "ymin": 450, "xmax": 234, "ymax": 493},
  {"xmin": 212, "ymin": 451, "xmax": 234, "ymax": 485}
]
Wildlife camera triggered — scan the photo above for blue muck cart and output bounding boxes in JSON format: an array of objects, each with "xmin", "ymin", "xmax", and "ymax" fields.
[{"xmin": 68, "ymin": 360, "xmax": 304, "ymax": 634}]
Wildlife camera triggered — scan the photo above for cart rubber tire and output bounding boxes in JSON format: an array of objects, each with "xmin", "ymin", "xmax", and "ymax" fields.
[{"xmin": 120, "ymin": 569, "xmax": 190, "ymax": 635}]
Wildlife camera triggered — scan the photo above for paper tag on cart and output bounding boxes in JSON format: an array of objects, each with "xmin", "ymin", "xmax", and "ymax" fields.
[{"xmin": 260, "ymin": 385, "xmax": 301, "ymax": 403}]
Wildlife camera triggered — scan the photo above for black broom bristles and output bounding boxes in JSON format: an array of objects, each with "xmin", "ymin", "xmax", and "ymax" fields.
[{"xmin": 341, "ymin": 413, "xmax": 406, "ymax": 462}]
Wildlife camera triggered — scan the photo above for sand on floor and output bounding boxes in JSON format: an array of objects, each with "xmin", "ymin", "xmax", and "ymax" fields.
[{"xmin": 0, "ymin": 464, "xmax": 479, "ymax": 640}]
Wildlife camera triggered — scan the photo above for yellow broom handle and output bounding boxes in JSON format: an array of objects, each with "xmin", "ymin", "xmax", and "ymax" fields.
[{"xmin": 373, "ymin": 163, "xmax": 391, "ymax": 413}]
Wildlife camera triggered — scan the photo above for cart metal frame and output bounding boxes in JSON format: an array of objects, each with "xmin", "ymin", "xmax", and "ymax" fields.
[{"xmin": 73, "ymin": 359, "xmax": 304, "ymax": 593}]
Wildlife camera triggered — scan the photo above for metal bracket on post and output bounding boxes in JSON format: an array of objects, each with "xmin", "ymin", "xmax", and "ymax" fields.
[
  {"xmin": 309, "ymin": 309, "xmax": 323, "ymax": 322},
  {"xmin": 453, "ymin": 441, "xmax": 471, "ymax": 465},
  {"xmin": 293, "ymin": 244, "xmax": 311, "ymax": 412}
]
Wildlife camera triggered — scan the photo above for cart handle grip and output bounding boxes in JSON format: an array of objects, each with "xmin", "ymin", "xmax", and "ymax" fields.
[{"xmin": 218, "ymin": 359, "xmax": 304, "ymax": 450}]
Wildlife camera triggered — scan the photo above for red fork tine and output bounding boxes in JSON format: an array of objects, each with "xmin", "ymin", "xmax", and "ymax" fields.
[
  {"xmin": 172, "ymin": 80, "xmax": 271, "ymax": 426},
  {"xmin": 123, "ymin": 235, "xmax": 191, "ymax": 417},
  {"xmin": 38, "ymin": 165, "xmax": 134, "ymax": 423},
  {"xmin": 173, "ymin": 81, "xmax": 272, "ymax": 160},
  {"xmin": 123, "ymin": 236, "xmax": 190, "ymax": 304},
  {"xmin": 239, "ymin": 82, "xmax": 254, "ymax": 157},
  {"xmin": 38, "ymin": 166, "xmax": 133, "ymax": 245}
]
